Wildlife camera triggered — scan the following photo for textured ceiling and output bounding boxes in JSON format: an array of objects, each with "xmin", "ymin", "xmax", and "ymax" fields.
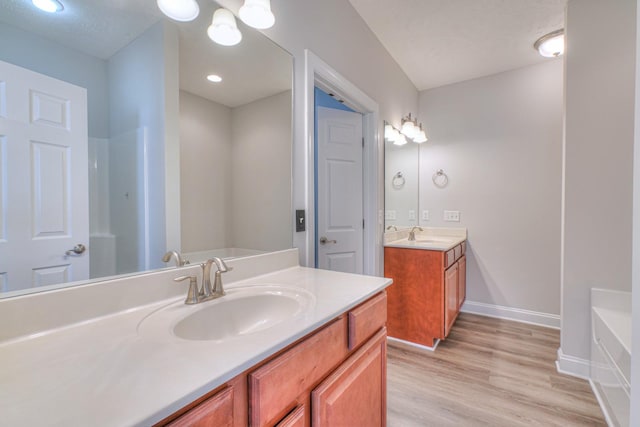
[
  {"xmin": 0, "ymin": 0, "xmax": 291, "ymax": 108},
  {"xmin": 349, "ymin": 0, "xmax": 567, "ymax": 91}
]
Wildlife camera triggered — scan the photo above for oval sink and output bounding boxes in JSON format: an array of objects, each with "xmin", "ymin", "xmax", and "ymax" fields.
[{"xmin": 138, "ymin": 285, "xmax": 315, "ymax": 342}]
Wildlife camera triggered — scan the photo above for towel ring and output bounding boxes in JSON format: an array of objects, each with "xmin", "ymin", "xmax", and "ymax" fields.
[
  {"xmin": 392, "ymin": 171, "xmax": 405, "ymax": 189},
  {"xmin": 432, "ymin": 169, "xmax": 448, "ymax": 188}
]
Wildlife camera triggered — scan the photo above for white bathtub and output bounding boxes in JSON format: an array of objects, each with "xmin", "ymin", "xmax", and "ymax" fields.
[
  {"xmin": 590, "ymin": 288, "xmax": 631, "ymax": 427},
  {"xmin": 182, "ymin": 248, "xmax": 267, "ymax": 264}
]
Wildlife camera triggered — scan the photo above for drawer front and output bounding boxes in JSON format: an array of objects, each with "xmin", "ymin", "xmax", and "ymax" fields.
[
  {"xmin": 166, "ymin": 386, "xmax": 233, "ymax": 427},
  {"xmin": 461, "ymin": 241, "xmax": 467, "ymax": 255},
  {"xmin": 249, "ymin": 317, "xmax": 348, "ymax": 427},
  {"xmin": 454, "ymin": 244, "xmax": 462, "ymax": 261},
  {"xmin": 445, "ymin": 249, "xmax": 456, "ymax": 268},
  {"xmin": 348, "ymin": 292, "xmax": 387, "ymax": 350}
]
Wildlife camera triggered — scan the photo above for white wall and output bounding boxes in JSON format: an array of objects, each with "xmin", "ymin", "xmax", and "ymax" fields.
[
  {"xmin": 560, "ymin": 0, "xmax": 636, "ymax": 375},
  {"xmin": 217, "ymin": 0, "xmax": 419, "ymax": 267},
  {"xmin": 0, "ymin": 22, "xmax": 109, "ymax": 139},
  {"xmin": 231, "ymin": 91, "xmax": 292, "ymax": 251},
  {"xmin": 179, "ymin": 90, "xmax": 232, "ymax": 252},
  {"xmin": 108, "ymin": 21, "xmax": 179, "ymax": 272},
  {"xmin": 418, "ymin": 60, "xmax": 564, "ymax": 320}
]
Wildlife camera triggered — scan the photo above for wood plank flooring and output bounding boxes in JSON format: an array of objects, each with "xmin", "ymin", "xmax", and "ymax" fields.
[{"xmin": 387, "ymin": 313, "xmax": 606, "ymax": 426}]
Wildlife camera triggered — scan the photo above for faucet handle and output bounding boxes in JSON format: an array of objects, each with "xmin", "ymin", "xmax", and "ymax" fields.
[{"xmin": 174, "ymin": 275, "xmax": 200, "ymax": 305}]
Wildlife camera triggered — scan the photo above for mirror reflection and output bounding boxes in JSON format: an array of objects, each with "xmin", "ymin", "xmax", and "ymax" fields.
[
  {"xmin": 384, "ymin": 121, "xmax": 419, "ymax": 229},
  {"xmin": 0, "ymin": 0, "xmax": 293, "ymax": 297}
]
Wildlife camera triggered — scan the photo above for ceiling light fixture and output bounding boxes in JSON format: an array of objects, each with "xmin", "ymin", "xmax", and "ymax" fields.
[
  {"xmin": 207, "ymin": 74, "xmax": 222, "ymax": 83},
  {"xmin": 239, "ymin": 0, "xmax": 275, "ymax": 29},
  {"xmin": 534, "ymin": 29, "xmax": 564, "ymax": 58},
  {"xmin": 32, "ymin": 0, "xmax": 64, "ymax": 13},
  {"xmin": 157, "ymin": 0, "xmax": 199, "ymax": 22},
  {"xmin": 208, "ymin": 8, "xmax": 242, "ymax": 46}
]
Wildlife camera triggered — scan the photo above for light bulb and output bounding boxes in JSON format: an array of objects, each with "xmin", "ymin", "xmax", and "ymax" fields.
[
  {"xmin": 401, "ymin": 114, "xmax": 418, "ymax": 138},
  {"xmin": 239, "ymin": 0, "xmax": 275, "ymax": 29},
  {"xmin": 32, "ymin": 0, "xmax": 64, "ymax": 13},
  {"xmin": 208, "ymin": 8, "xmax": 242, "ymax": 46},
  {"xmin": 413, "ymin": 123, "xmax": 428, "ymax": 143},
  {"xmin": 207, "ymin": 74, "xmax": 222, "ymax": 83},
  {"xmin": 534, "ymin": 30, "xmax": 564, "ymax": 58},
  {"xmin": 157, "ymin": 0, "xmax": 199, "ymax": 22},
  {"xmin": 394, "ymin": 132, "xmax": 407, "ymax": 146}
]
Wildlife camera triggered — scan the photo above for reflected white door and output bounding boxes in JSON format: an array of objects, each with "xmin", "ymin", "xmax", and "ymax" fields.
[
  {"xmin": 0, "ymin": 60, "xmax": 88, "ymax": 292},
  {"xmin": 316, "ymin": 106, "xmax": 363, "ymax": 274}
]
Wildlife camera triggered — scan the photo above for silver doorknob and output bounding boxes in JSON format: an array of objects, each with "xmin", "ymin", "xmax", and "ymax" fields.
[
  {"xmin": 319, "ymin": 237, "xmax": 337, "ymax": 245},
  {"xmin": 65, "ymin": 244, "xmax": 86, "ymax": 256}
]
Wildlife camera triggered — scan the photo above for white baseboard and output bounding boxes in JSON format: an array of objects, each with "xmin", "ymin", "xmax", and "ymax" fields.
[
  {"xmin": 556, "ymin": 347, "xmax": 590, "ymax": 379},
  {"xmin": 460, "ymin": 300, "xmax": 561, "ymax": 329},
  {"xmin": 387, "ymin": 336, "xmax": 440, "ymax": 352},
  {"xmin": 589, "ymin": 379, "xmax": 615, "ymax": 427}
]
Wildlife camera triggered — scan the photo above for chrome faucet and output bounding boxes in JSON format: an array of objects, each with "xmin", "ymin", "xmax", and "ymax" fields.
[
  {"xmin": 408, "ymin": 226, "xmax": 423, "ymax": 241},
  {"xmin": 386, "ymin": 225, "xmax": 398, "ymax": 231},
  {"xmin": 162, "ymin": 250, "xmax": 189, "ymax": 267},
  {"xmin": 173, "ymin": 257, "xmax": 232, "ymax": 305},
  {"xmin": 209, "ymin": 257, "xmax": 232, "ymax": 297}
]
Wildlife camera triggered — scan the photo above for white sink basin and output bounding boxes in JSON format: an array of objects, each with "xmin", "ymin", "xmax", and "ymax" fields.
[{"xmin": 138, "ymin": 285, "xmax": 315, "ymax": 342}]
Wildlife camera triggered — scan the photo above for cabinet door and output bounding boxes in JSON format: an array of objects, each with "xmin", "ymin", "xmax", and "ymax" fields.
[
  {"xmin": 311, "ymin": 328, "xmax": 387, "ymax": 427},
  {"xmin": 166, "ymin": 387, "xmax": 233, "ymax": 427},
  {"xmin": 444, "ymin": 264, "xmax": 458, "ymax": 338},
  {"xmin": 275, "ymin": 405, "xmax": 306, "ymax": 427},
  {"xmin": 458, "ymin": 255, "xmax": 466, "ymax": 310}
]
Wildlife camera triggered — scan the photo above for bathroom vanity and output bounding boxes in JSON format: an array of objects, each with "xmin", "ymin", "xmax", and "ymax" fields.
[
  {"xmin": 383, "ymin": 228, "xmax": 467, "ymax": 348},
  {"xmin": 0, "ymin": 249, "xmax": 391, "ymax": 426}
]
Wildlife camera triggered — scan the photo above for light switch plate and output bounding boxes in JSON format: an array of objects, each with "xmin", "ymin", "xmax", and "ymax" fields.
[
  {"xmin": 408, "ymin": 210, "xmax": 416, "ymax": 220},
  {"xmin": 444, "ymin": 210, "xmax": 460, "ymax": 222},
  {"xmin": 385, "ymin": 210, "xmax": 397, "ymax": 220},
  {"xmin": 422, "ymin": 210, "xmax": 429, "ymax": 221}
]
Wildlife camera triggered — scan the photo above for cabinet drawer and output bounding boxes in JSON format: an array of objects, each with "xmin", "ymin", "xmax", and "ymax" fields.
[
  {"xmin": 166, "ymin": 386, "xmax": 233, "ymax": 427},
  {"xmin": 348, "ymin": 292, "xmax": 387, "ymax": 350},
  {"xmin": 454, "ymin": 244, "xmax": 462, "ymax": 261},
  {"xmin": 249, "ymin": 316, "xmax": 348, "ymax": 427},
  {"xmin": 445, "ymin": 249, "xmax": 456, "ymax": 268}
]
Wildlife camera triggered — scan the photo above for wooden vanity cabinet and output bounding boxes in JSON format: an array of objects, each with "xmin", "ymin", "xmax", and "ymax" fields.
[
  {"xmin": 384, "ymin": 243, "xmax": 466, "ymax": 347},
  {"xmin": 157, "ymin": 292, "xmax": 387, "ymax": 427}
]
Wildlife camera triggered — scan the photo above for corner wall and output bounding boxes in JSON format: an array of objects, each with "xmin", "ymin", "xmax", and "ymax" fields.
[
  {"xmin": 418, "ymin": 60, "xmax": 564, "ymax": 323},
  {"xmin": 560, "ymin": 0, "xmax": 636, "ymax": 376}
]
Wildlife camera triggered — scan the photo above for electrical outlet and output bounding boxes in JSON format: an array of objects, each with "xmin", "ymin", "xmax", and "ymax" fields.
[
  {"xmin": 422, "ymin": 210, "xmax": 429, "ymax": 221},
  {"xmin": 444, "ymin": 210, "xmax": 460, "ymax": 222},
  {"xmin": 385, "ymin": 210, "xmax": 397, "ymax": 220},
  {"xmin": 408, "ymin": 210, "xmax": 416, "ymax": 220}
]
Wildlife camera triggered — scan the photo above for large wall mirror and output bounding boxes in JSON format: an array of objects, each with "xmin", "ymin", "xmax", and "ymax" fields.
[
  {"xmin": 384, "ymin": 121, "xmax": 419, "ymax": 229},
  {"xmin": 0, "ymin": 0, "xmax": 293, "ymax": 298}
]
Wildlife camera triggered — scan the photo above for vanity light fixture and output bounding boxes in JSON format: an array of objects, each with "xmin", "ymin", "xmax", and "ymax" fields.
[
  {"xmin": 239, "ymin": 0, "xmax": 275, "ymax": 29},
  {"xmin": 413, "ymin": 123, "xmax": 428, "ymax": 143},
  {"xmin": 32, "ymin": 0, "xmax": 64, "ymax": 13},
  {"xmin": 534, "ymin": 29, "xmax": 564, "ymax": 58},
  {"xmin": 401, "ymin": 113, "xmax": 418, "ymax": 139},
  {"xmin": 157, "ymin": 0, "xmax": 199, "ymax": 22},
  {"xmin": 207, "ymin": 74, "xmax": 223, "ymax": 82},
  {"xmin": 208, "ymin": 8, "xmax": 243, "ymax": 46}
]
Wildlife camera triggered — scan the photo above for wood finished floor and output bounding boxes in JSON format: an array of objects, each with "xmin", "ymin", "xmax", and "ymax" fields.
[{"xmin": 387, "ymin": 313, "xmax": 606, "ymax": 426}]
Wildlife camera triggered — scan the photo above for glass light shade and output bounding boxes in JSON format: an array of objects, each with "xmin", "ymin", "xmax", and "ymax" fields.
[
  {"xmin": 534, "ymin": 30, "xmax": 564, "ymax": 58},
  {"xmin": 401, "ymin": 119, "xmax": 417, "ymax": 138},
  {"xmin": 239, "ymin": 0, "xmax": 275, "ymax": 29},
  {"xmin": 384, "ymin": 124, "xmax": 394, "ymax": 140},
  {"xmin": 157, "ymin": 0, "xmax": 199, "ymax": 22},
  {"xmin": 32, "ymin": 0, "xmax": 64, "ymax": 13},
  {"xmin": 393, "ymin": 132, "xmax": 407, "ymax": 146},
  {"xmin": 208, "ymin": 8, "xmax": 242, "ymax": 46},
  {"xmin": 413, "ymin": 130, "xmax": 427, "ymax": 143}
]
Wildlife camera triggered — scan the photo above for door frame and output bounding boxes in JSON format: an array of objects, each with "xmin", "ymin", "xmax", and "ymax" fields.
[{"xmin": 301, "ymin": 50, "xmax": 381, "ymax": 276}]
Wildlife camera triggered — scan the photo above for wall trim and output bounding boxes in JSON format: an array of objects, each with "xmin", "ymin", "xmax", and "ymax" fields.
[
  {"xmin": 589, "ymin": 379, "xmax": 616, "ymax": 427},
  {"xmin": 556, "ymin": 347, "xmax": 591, "ymax": 379},
  {"xmin": 460, "ymin": 300, "xmax": 561, "ymax": 329}
]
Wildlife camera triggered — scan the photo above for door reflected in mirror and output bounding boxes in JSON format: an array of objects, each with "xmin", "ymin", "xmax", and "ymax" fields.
[
  {"xmin": 384, "ymin": 121, "xmax": 420, "ymax": 229},
  {"xmin": 0, "ymin": 0, "xmax": 292, "ymax": 297}
]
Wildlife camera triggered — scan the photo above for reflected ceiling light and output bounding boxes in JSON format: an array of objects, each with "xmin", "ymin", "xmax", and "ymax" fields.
[
  {"xmin": 384, "ymin": 124, "xmax": 395, "ymax": 140},
  {"xmin": 32, "ymin": 0, "xmax": 64, "ymax": 13},
  {"xmin": 393, "ymin": 132, "xmax": 407, "ymax": 146},
  {"xmin": 157, "ymin": 0, "xmax": 199, "ymax": 22},
  {"xmin": 534, "ymin": 29, "xmax": 564, "ymax": 58},
  {"xmin": 207, "ymin": 74, "xmax": 222, "ymax": 83},
  {"xmin": 401, "ymin": 113, "xmax": 418, "ymax": 138},
  {"xmin": 239, "ymin": 0, "xmax": 275, "ymax": 29},
  {"xmin": 208, "ymin": 8, "xmax": 242, "ymax": 46},
  {"xmin": 413, "ymin": 123, "xmax": 428, "ymax": 143}
]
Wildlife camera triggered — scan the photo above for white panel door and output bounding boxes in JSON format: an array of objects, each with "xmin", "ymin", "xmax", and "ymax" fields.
[
  {"xmin": 0, "ymin": 60, "xmax": 88, "ymax": 293},
  {"xmin": 317, "ymin": 106, "xmax": 363, "ymax": 274}
]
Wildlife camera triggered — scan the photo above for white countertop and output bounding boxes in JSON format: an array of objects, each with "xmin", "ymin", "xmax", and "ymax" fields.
[
  {"xmin": 384, "ymin": 227, "xmax": 467, "ymax": 251},
  {"xmin": 0, "ymin": 264, "xmax": 391, "ymax": 426}
]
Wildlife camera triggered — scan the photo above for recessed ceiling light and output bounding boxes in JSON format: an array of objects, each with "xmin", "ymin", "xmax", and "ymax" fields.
[
  {"xmin": 207, "ymin": 74, "xmax": 222, "ymax": 83},
  {"xmin": 32, "ymin": 0, "xmax": 64, "ymax": 13},
  {"xmin": 157, "ymin": 0, "xmax": 199, "ymax": 22}
]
